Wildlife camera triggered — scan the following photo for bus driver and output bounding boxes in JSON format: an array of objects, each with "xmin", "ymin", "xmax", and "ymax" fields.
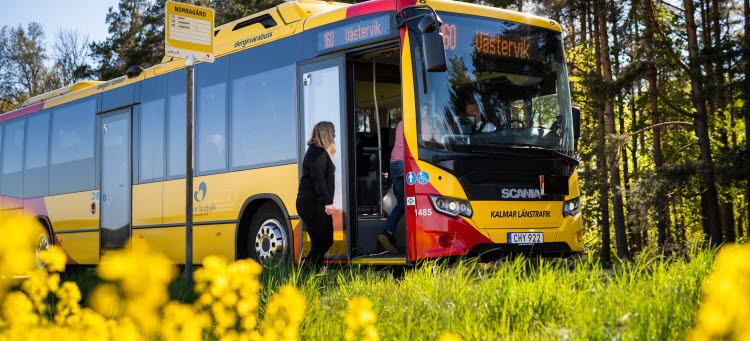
[{"xmin": 466, "ymin": 100, "xmax": 496, "ymax": 133}]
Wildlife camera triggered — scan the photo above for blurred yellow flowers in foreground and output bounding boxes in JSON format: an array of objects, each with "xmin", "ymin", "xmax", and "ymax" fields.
[
  {"xmin": 0, "ymin": 212, "xmax": 466, "ymax": 340},
  {"xmin": 690, "ymin": 243, "xmax": 750, "ymax": 340}
]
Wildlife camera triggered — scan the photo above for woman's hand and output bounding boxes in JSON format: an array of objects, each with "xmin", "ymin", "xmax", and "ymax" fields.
[{"xmin": 324, "ymin": 205, "xmax": 335, "ymax": 216}]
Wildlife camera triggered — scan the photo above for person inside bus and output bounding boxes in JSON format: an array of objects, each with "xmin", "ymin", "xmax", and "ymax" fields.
[
  {"xmin": 466, "ymin": 100, "xmax": 496, "ymax": 133},
  {"xmin": 297, "ymin": 121, "xmax": 337, "ymax": 267},
  {"xmin": 379, "ymin": 120, "xmax": 404, "ymax": 254}
]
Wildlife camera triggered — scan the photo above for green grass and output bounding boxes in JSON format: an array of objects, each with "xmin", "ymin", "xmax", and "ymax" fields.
[{"xmin": 62, "ymin": 248, "xmax": 714, "ymax": 340}]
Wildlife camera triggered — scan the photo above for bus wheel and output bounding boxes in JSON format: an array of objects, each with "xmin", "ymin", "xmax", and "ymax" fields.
[
  {"xmin": 249, "ymin": 203, "xmax": 289, "ymax": 265},
  {"xmin": 35, "ymin": 229, "xmax": 51, "ymax": 269}
]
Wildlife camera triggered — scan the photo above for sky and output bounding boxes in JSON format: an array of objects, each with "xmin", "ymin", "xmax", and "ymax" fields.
[{"xmin": 0, "ymin": 0, "xmax": 120, "ymax": 51}]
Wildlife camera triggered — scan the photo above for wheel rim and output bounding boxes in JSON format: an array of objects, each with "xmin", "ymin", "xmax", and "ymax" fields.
[
  {"xmin": 35, "ymin": 233, "xmax": 50, "ymax": 269},
  {"xmin": 254, "ymin": 219, "xmax": 287, "ymax": 263}
]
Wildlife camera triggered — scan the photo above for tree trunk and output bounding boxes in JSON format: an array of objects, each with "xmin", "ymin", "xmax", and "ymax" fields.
[
  {"xmin": 597, "ymin": 0, "xmax": 629, "ymax": 259},
  {"xmin": 645, "ymin": 0, "xmax": 670, "ymax": 250},
  {"xmin": 685, "ymin": 0, "xmax": 723, "ymax": 246},
  {"xmin": 720, "ymin": 203, "xmax": 736, "ymax": 243},
  {"xmin": 593, "ymin": 3, "xmax": 612, "ymax": 264}
]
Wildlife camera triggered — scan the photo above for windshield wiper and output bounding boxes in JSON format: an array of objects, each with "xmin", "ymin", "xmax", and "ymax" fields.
[
  {"xmin": 431, "ymin": 150, "xmax": 526, "ymax": 163},
  {"xmin": 488, "ymin": 143, "xmax": 579, "ymax": 165}
]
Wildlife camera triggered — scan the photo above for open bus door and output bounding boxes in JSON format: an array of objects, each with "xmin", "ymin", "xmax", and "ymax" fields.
[{"xmin": 296, "ymin": 55, "xmax": 352, "ymax": 263}]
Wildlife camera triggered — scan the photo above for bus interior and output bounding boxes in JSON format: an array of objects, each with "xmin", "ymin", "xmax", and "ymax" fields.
[{"xmin": 351, "ymin": 47, "xmax": 407, "ymax": 258}]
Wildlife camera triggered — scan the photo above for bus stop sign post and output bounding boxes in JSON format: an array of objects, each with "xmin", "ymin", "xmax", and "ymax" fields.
[
  {"xmin": 164, "ymin": 1, "xmax": 214, "ymax": 287},
  {"xmin": 185, "ymin": 55, "xmax": 195, "ymax": 287}
]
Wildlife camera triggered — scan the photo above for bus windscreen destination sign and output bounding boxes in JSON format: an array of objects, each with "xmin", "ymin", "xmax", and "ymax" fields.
[
  {"xmin": 165, "ymin": 1, "xmax": 215, "ymax": 63},
  {"xmin": 318, "ymin": 15, "xmax": 391, "ymax": 52}
]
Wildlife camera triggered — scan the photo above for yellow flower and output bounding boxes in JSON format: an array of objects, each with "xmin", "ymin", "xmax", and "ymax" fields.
[
  {"xmin": 0, "ymin": 213, "xmax": 45, "ymax": 298},
  {"xmin": 437, "ymin": 332, "xmax": 464, "ymax": 341},
  {"xmin": 54, "ymin": 281, "xmax": 83, "ymax": 325},
  {"xmin": 90, "ymin": 283, "xmax": 122, "ymax": 318},
  {"xmin": 345, "ymin": 297, "xmax": 379, "ymax": 341},
  {"xmin": 20, "ymin": 269, "xmax": 57, "ymax": 314},
  {"xmin": 690, "ymin": 244, "xmax": 750, "ymax": 340},
  {"xmin": 39, "ymin": 245, "xmax": 68, "ymax": 273},
  {"xmin": 258, "ymin": 285, "xmax": 306, "ymax": 341},
  {"xmin": 2, "ymin": 291, "xmax": 39, "ymax": 328},
  {"xmin": 161, "ymin": 302, "xmax": 210, "ymax": 341}
]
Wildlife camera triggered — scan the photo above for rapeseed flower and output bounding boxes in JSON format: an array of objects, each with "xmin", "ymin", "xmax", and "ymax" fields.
[
  {"xmin": 345, "ymin": 297, "xmax": 379, "ymax": 341},
  {"xmin": 437, "ymin": 332, "xmax": 464, "ymax": 341},
  {"xmin": 96, "ymin": 243, "xmax": 176, "ymax": 337},
  {"xmin": 690, "ymin": 243, "xmax": 750, "ymax": 340},
  {"xmin": 258, "ymin": 285, "xmax": 305, "ymax": 341},
  {"xmin": 0, "ymin": 213, "xmax": 45, "ymax": 299}
]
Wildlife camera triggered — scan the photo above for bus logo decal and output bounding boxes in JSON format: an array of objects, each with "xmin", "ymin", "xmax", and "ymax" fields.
[
  {"xmin": 500, "ymin": 188, "xmax": 542, "ymax": 199},
  {"xmin": 406, "ymin": 197, "xmax": 416, "ymax": 206},
  {"xmin": 194, "ymin": 181, "xmax": 207, "ymax": 202},
  {"xmin": 406, "ymin": 172, "xmax": 417, "ymax": 185},
  {"xmin": 417, "ymin": 171, "xmax": 430, "ymax": 185}
]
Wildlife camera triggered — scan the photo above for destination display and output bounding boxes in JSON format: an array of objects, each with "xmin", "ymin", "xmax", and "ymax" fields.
[
  {"xmin": 318, "ymin": 15, "xmax": 391, "ymax": 52},
  {"xmin": 474, "ymin": 32, "xmax": 533, "ymax": 60},
  {"xmin": 439, "ymin": 20, "xmax": 541, "ymax": 61}
]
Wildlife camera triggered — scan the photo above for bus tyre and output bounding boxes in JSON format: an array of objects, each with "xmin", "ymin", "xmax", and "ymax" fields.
[
  {"xmin": 248, "ymin": 203, "xmax": 290, "ymax": 265},
  {"xmin": 35, "ymin": 229, "xmax": 51, "ymax": 269}
]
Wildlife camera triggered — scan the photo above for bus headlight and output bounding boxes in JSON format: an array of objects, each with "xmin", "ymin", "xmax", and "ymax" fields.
[
  {"xmin": 562, "ymin": 197, "xmax": 580, "ymax": 217},
  {"xmin": 429, "ymin": 195, "xmax": 472, "ymax": 218}
]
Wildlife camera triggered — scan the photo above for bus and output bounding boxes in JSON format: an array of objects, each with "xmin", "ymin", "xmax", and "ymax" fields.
[{"xmin": 1, "ymin": 0, "xmax": 582, "ymax": 267}]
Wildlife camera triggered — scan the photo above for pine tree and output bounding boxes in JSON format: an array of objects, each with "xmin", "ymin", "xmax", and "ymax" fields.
[{"xmin": 89, "ymin": 0, "xmax": 166, "ymax": 81}]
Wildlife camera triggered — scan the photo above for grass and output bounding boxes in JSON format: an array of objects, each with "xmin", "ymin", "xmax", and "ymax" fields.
[{"xmin": 62, "ymin": 248, "xmax": 714, "ymax": 340}]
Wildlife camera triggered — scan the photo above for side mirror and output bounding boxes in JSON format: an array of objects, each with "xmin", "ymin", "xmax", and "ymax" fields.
[
  {"xmin": 422, "ymin": 30, "xmax": 447, "ymax": 72},
  {"xmin": 418, "ymin": 15, "xmax": 446, "ymax": 72},
  {"xmin": 572, "ymin": 106, "xmax": 581, "ymax": 141}
]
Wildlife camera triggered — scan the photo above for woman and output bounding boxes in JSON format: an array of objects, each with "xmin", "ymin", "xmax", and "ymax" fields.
[{"xmin": 296, "ymin": 121, "xmax": 336, "ymax": 267}]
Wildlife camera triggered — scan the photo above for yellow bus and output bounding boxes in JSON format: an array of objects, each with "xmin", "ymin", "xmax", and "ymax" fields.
[{"xmin": 1, "ymin": 0, "xmax": 582, "ymax": 267}]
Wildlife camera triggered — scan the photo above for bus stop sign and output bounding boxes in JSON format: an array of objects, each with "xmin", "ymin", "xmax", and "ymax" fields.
[{"xmin": 165, "ymin": 1, "xmax": 215, "ymax": 63}]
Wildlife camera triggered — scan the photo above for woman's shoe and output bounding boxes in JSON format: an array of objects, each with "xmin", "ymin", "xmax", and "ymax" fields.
[{"xmin": 378, "ymin": 233, "xmax": 399, "ymax": 254}]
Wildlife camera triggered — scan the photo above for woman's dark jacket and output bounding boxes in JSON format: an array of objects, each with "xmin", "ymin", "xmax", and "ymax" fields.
[{"xmin": 297, "ymin": 144, "xmax": 335, "ymax": 205}]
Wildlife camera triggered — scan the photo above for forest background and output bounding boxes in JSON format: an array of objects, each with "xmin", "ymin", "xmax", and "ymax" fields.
[{"xmin": 1, "ymin": 0, "xmax": 749, "ymax": 262}]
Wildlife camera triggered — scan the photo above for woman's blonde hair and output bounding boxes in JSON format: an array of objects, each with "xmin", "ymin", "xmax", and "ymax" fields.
[{"xmin": 307, "ymin": 121, "xmax": 336, "ymax": 156}]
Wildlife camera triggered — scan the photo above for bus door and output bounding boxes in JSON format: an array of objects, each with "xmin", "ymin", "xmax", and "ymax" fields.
[
  {"xmin": 99, "ymin": 109, "xmax": 132, "ymax": 252},
  {"xmin": 297, "ymin": 56, "xmax": 351, "ymax": 262}
]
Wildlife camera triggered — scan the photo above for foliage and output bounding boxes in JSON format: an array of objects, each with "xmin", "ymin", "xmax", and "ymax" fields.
[
  {"xmin": 89, "ymin": 0, "xmax": 166, "ymax": 81},
  {"xmin": 0, "ymin": 23, "xmax": 61, "ymax": 111}
]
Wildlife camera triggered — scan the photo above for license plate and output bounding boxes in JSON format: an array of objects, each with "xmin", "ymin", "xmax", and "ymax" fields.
[{"xmin": 508, "ymin": 232, "xmax": 543, "ymax": 244}]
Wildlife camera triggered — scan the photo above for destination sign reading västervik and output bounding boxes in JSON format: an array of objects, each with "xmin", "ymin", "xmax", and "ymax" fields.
[
  {"xmin": 318, "ymin": 16, "xmax": 391, "ymax": 51},
  {"xmin": 165, "ymin": 1, "xmax": 215, "ymax": 63}
]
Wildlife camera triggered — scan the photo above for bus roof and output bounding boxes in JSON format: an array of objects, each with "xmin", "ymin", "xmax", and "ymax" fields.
[{"xmin": 4, "ymin": 0, "xmax": 561, "ymax": 117}]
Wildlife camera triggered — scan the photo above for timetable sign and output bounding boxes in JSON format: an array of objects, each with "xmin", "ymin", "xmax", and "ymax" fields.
[{"xmin": 165, "ymin": 1, "xmax": 215, "ymax": 63}]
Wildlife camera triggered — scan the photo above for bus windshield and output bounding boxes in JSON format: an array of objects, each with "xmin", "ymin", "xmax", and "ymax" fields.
[{"xmin": 412, "ymin": 13, "xmax": 575, "ymax": 156}]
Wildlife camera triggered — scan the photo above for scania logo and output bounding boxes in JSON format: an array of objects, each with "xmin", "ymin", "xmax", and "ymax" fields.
[{"xmin": 501, "ymin": 188, "xmax": 542, "ymax": 199}]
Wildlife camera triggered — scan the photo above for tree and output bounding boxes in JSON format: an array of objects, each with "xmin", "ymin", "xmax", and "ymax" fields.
[
  {"xmin": 0, "ymin": 22, "xmax": 58, "ymax": 111},
  {"xmin": 199, "ymin": 0, "xmax": 286, "ymax": 24},
  {"xmin": 89, "ymin": 0, "xmax": 166, "ymax": 81},
  {"xmin": 53, "ymin": 29, "xmax": 91, "ymax": 86},
  {"xmin": 597, "ymin": 0, "xmax": 629, "ymax": 259},
  {"xmin": 644, "ymin": 0, "xmax": 669, "ymax": 250},
  {"xmin": 684, "ymin": 0, "xmax": 723, "ymax": 246}
]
